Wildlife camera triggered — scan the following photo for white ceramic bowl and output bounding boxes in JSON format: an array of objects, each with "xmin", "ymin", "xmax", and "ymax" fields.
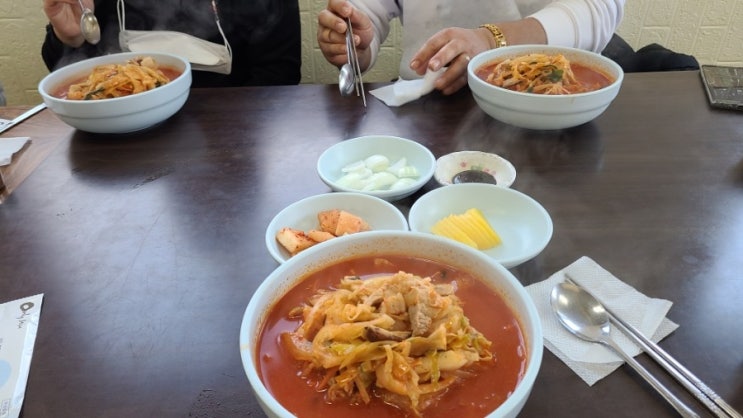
[
  {"xmin": 408, "ymin": 184, "xmax": 553, "ymax": 268},
  {"xmin": 240, "ymin": 230, "xmax": 543, "ymax": 418},
  {"xmin": 316, "ymin": 135, "xmax": 436, "ymax": 201},
  {"xmin": 434, "ymin": 150, "xmax": 516, "ymax": 187},
  {"xmin": 265, "ymin": 192, "xmax": 409, "ymax": 263},
  {"xmin": 467, "ymin": 45, "xmax": 624, "ymax": 130},
  {"xmin": 38, "ymin": 51, "xmax": 192, "ymax": 133}
]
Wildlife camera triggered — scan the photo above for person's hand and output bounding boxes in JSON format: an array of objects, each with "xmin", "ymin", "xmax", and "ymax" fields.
[
  {"xmin": 409, "ymin": 27, "xmax": 492, "ymax": 95},
  {"xmin": 43, "ymin": 0, "xmax": 93, "ymax": 48},
  {"xmin": 317, "ymin": 0, "xmax": 374, "ymax": 72}
]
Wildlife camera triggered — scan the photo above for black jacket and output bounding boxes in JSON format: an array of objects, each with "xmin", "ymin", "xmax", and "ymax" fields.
[{"xmin": 42, "ymin": 0, "xmax": 301, "ymax": 87}]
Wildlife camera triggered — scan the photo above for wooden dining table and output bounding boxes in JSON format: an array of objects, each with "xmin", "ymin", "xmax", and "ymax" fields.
[{"xmin": 1, "ymin": 70, "xmax": 741, "ymax": 417}]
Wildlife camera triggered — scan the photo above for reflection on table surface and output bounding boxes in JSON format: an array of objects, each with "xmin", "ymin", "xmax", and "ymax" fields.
[{"xmin": 1, "ymin": 71, "xmax": 742, "ymax": 417}]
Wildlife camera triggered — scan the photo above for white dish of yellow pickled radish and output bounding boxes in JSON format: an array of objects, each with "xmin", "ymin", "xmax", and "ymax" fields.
[
  {"xmin": 317, "ymin": 135, "xmax": 435, "ymax": 202},
  {"xmin": 408, "ymin": 183, "xmax": 553, "ymax": 268}
]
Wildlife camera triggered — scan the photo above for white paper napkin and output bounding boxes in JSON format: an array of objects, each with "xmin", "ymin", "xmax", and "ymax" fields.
[
  {"xmin": 0, "ymin": 294, "xmax": 44, "ymax": 418},
  {"xmin": 525, "ymin": 256, "xmax": 679, "ymax": 386},
  {"xmin": 0, "ymin": 137, "xmax": 30, "ymax": 166},
  {"xmin": 369, "ymin": 68, "xmax": 444, "ymax": 107}
]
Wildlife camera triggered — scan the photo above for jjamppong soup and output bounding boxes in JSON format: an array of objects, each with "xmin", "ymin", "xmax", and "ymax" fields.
[
  {"xmin": 52, "ymin": 56, "xmax": 182, "ymax": 100},
  {"xmin": 475, "ymin": 53, "xmax": 613, "ymax": 95},
  {"xmin": 256, "ymin": 254, "xmax": 529, "ymax": 418}
]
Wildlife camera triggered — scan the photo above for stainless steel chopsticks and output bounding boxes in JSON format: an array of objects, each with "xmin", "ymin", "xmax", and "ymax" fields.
[
  {"xmin": 565, "ymin": 274, "xmax": 742, "ymax": 418},
  {"xmin": 346, "ymin": 18, "xmax": 366, "ymax": 107},
  {"xmin": 0, "ymin": 103, "xmax": 46, "ymax": 134}
]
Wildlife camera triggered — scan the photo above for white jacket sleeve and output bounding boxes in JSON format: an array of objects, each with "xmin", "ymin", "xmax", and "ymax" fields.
[
  {"xmin": 529, "ymin": 0, "xmax": 625, "ymax": 52},
  {"xmin": 348, "ymin": 0, "xmax": 401, "ymax": 70}
]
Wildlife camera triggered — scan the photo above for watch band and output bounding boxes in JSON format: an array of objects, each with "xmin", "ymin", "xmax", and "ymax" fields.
[{"xmin": 479, "ymin": 24, "xmax": 508, "ymax": 49}]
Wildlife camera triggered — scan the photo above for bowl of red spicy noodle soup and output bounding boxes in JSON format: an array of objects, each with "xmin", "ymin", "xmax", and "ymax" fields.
[
  {"xmin": 467, "ymin": 45, "xmax": 623, "ymax": 130},
  {"xmin": 240, "ymin": 230, "xmax": 543, "ymax": 418},
  {"xmin": 38, "ymin": 51, "xmax": 191, "ymax": 134}
]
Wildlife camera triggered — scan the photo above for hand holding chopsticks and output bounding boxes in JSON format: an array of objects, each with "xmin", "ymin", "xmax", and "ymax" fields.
[{"xmin": 565, "ymin": 274, "xmax": 742, "ymax": 418}]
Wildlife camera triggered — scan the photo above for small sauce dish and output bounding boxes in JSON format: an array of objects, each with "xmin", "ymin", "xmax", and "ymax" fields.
[{"xmin": 434, "ymin": 151, "xmax": 516, "ymax": 187}]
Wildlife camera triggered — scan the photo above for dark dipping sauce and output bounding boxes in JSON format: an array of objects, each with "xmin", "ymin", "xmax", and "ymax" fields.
[
  {"xmin": 256, "ymin": 254, "xmax": 528, "ymax": 418},
  {"xmin": 452, "ymin": 169, "xmax": 497, "ymax": 185}
]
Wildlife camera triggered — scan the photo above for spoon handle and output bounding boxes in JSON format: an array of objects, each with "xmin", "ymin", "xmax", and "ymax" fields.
[
  {"xmin": 601, "ymin": 336, "xmax": 700, "ymax": 418},
  {"xmin": 566, "ymin": 276, "xmax": 740, "ymax": 418},
  {"xmin": 610, "ymin": 309, "xmax": 738, "ymax": 418}
]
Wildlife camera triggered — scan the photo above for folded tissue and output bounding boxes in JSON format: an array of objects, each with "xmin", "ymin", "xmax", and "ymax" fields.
[
  {"xmin": 526, "ymin": 256, "xmax": 678, "ymax": 386},
  {"xmin": 0, "ymin": 137, "xmax": 30, "ymax": 166},
  {"xmin": 370, "ymin": 68, "xmax": 444, "ymax": 107}
]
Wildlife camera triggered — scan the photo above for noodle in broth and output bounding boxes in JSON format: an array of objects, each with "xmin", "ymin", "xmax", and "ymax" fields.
[
  {"xmin": 477, "ymin": 53, "xmax": 612, "ymax": 94},
  {"xmin": 65, "ymin": 56, "xmax": 171, "ymax": 100}
]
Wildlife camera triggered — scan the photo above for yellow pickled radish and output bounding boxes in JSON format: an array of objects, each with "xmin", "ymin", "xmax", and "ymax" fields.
[
  {"xmin": 466, "ymin": 208, "xmax": 502, "ymax": 246},
  {"xmin": 431, "ymin": 216, "xmax": 478, "ymax": 248},
  {"xmin": 431, "ymin": 208, "xmax": 501, "ymax": 250},
  {"xmin": 448, "ymin": 214, "xmax": 490, "ymax": 248}
]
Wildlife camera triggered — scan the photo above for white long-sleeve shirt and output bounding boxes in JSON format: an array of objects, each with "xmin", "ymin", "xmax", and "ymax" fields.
[{"xmin": 349, "ymin": 0, "xmax": 625, "ymax": 79}]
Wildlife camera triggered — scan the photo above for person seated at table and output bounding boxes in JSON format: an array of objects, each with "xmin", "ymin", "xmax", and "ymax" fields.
[
  {"xmin": 317, "ymin": 0, "xmax": 624, "ymax": 95},
  {"xmin": 41, "ymin": 0, "xmax": 301, "ymax": 87},
  {"xmin": 0, "ymin": 81, "xmax": 6, "ymax": 106}
]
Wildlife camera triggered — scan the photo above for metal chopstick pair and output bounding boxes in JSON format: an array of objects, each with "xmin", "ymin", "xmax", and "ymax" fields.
[
  {"xmin": 345, "ymin": 18, "xmax": 366, "ymax": 107},
  {"xmin": 565, "ymin": 273, "xmax": 742, "ymax": 418},
  {"xmin": 0, "ymin": 103, "xmax": 46, "ymax": 134}
]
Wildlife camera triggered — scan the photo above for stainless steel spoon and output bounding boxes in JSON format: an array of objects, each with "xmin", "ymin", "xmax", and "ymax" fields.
[
  {"xmin": 77, "ymin": 0, "xmax": 100, "ymax": 45},
  {"xmin": 339, "ymin": 63, "xmax": 355, "ymax": 96},
  {"xmin": 550, "ymin": 282, "xmax": 700, "ymax": 418}
]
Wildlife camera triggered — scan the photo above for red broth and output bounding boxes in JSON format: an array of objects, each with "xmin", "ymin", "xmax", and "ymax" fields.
[
  {"xmin": 256, "ymin": 255, "xmax": 528, "ymax": 418},
  {"xmin": 52, "ymin": 66, "xmax": 182, "ymax": 99},
  {"xmin": 476, "ymin": 60, "xmax": 613, "ymax": 93}
]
